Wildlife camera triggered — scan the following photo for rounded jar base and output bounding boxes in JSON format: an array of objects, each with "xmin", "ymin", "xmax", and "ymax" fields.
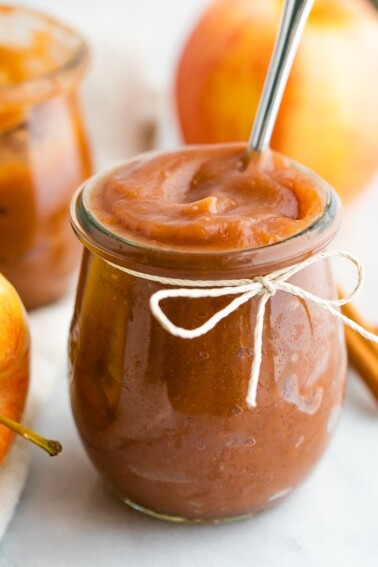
[{"xmin": 122, "ymin": 496, "xmax": 256, "ymax": 524}]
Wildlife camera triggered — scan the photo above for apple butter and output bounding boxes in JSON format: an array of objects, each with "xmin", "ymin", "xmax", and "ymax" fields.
[
  {"xmin": 0, "ymin": 6, "xmax": 91, "ymax": 309},
  {"xmin": 69, "ymin": 144, "xmax": 346, "ymax": 522}
]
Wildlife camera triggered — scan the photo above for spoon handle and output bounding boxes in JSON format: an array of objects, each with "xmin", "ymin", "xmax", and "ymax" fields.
[{"xmin": 248, "ymin": 0, "xmax": 314, "ymax": 152}]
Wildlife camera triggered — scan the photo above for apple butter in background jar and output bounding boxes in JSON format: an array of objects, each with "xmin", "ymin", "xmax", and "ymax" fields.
[
  {"xmin": 69, "ymin": 144, "xmax": 347, "ymax": 522},
  {"xmin": 0, "ymin": 5, "xmax": 92, "ymax": 309}
]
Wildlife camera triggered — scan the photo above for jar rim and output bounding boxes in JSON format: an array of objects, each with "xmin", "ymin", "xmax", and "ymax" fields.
[
  {"xmin": 70, "ymin": 145, "xmax": 342, "ymax": 278},
  {"xmin": 0, "ymin": 5, "xmax": 89, "ymax": 103}
]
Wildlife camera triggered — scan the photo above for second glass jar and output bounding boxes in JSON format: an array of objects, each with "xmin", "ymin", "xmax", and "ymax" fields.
[{"xmin": 0, "ymin": 6, "xmax": 91, "ymax": 309}]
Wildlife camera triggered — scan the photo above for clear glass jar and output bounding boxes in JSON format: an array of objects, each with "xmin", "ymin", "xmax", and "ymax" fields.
[
  {"xmin": 0, "ymin": 6, "xmax": 91, "ymax": 309},
  {"xmin": 69, "ymin": 153, "xmax": 347, "ymax": 523}
]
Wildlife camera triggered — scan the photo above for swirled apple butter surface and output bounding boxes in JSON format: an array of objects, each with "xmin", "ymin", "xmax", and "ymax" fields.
[
  {"xmin": 70, "ymin": 144, "xmax": 346, "ymax": 522},
  {"xmin": 89, "ymin": 145, "xmax": 325, "ymax": 251}
]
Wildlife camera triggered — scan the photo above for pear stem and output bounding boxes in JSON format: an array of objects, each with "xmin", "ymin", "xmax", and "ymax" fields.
[{"xmin": 0, "ymin": 414, "xmax": 62, "ymax": 457}]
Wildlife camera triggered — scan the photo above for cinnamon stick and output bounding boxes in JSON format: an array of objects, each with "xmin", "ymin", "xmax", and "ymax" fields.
[{"xmin": 340, "ymin": 293, "xmax": 378, "ymax": 402}]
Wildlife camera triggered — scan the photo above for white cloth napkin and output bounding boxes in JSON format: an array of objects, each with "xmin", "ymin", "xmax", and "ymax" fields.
[
  {"xmin": 82, "ymin": 24, "xmax": 161, "ymax": 169},
  {"xmin": 0, "ymin": 355, "xmax": 56, "ymax": 540},
  {"xmin": 0, "ymin": 293, "xmax": 72, "ymax": 541}
]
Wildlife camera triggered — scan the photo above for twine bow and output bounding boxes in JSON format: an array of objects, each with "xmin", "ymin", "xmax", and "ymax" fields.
[{"xmin": 107, "ymin": 250, "xmax": 378, "ymax": 407}]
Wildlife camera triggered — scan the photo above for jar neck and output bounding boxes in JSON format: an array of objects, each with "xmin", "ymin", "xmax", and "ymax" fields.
[
  {"xmin": 71, "ymin": 158, "xmax": 341, "ymax": 280},
  {"xmin": 0, "ymin": 6, "xmax": 88, "ymax": 107}
]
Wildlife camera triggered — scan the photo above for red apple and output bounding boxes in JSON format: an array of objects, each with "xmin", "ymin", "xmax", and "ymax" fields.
[
  {"xmin": 176, "ymin": 0, "xmax": 378, "ymax": 201},
  {"xmin": 0, "ymin": 273, "xmax": 61, "ymax": 463},
  {"xmin": 0, "ymin": 272, "xmax": 30, "ymax": 463}
]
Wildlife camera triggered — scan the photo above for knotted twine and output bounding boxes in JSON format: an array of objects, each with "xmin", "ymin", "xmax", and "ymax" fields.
[{"xmin": 105, "ymin": 250, "xmax": 378, "ymax": 407}]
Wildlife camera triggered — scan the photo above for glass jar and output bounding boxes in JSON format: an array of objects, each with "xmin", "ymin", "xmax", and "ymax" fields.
[
  {"xmin": 69, "ymin": 153, "xmax": 347, "ymax": 523},
  {"xmin": 0, "ymin": 5, "xmax": 91, "ymax": 309}
]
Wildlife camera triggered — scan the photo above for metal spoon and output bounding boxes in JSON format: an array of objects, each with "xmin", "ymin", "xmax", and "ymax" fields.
[{"xmin": 248, "ymin": 0, "xmax": 315, "ymax": 152}]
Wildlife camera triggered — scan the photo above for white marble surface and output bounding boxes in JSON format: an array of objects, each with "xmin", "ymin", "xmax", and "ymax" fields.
[{"xmin": 1, "ymin": 1, "xmax": 378, "ymax": 565}]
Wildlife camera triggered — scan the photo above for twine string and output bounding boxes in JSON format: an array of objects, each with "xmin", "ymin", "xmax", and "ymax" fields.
[{"xmin": 105, "ymin": 250, "xmax": 377, "ymax": 407}]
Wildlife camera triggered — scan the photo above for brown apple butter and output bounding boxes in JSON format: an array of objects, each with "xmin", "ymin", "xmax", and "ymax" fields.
[
  {"xmin": 0, "ymin": 6, "xmax": 91, "ymax": 309},
  {"xmin": 69, "ymin": 144, "xmax": 346, "ymax": 522},
  {"xmin": 89, "ymin": 145, "xmax": 325, "ymax": 251}
]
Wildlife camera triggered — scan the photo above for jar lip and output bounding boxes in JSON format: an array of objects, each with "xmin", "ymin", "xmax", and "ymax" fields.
[
  {"xmin": 0, "ymin": 5, "xmax": 89, "ymax": 102},
  {"xmin": 71, "ymin": 145, "xmax": 342, "ymax": 276}
]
